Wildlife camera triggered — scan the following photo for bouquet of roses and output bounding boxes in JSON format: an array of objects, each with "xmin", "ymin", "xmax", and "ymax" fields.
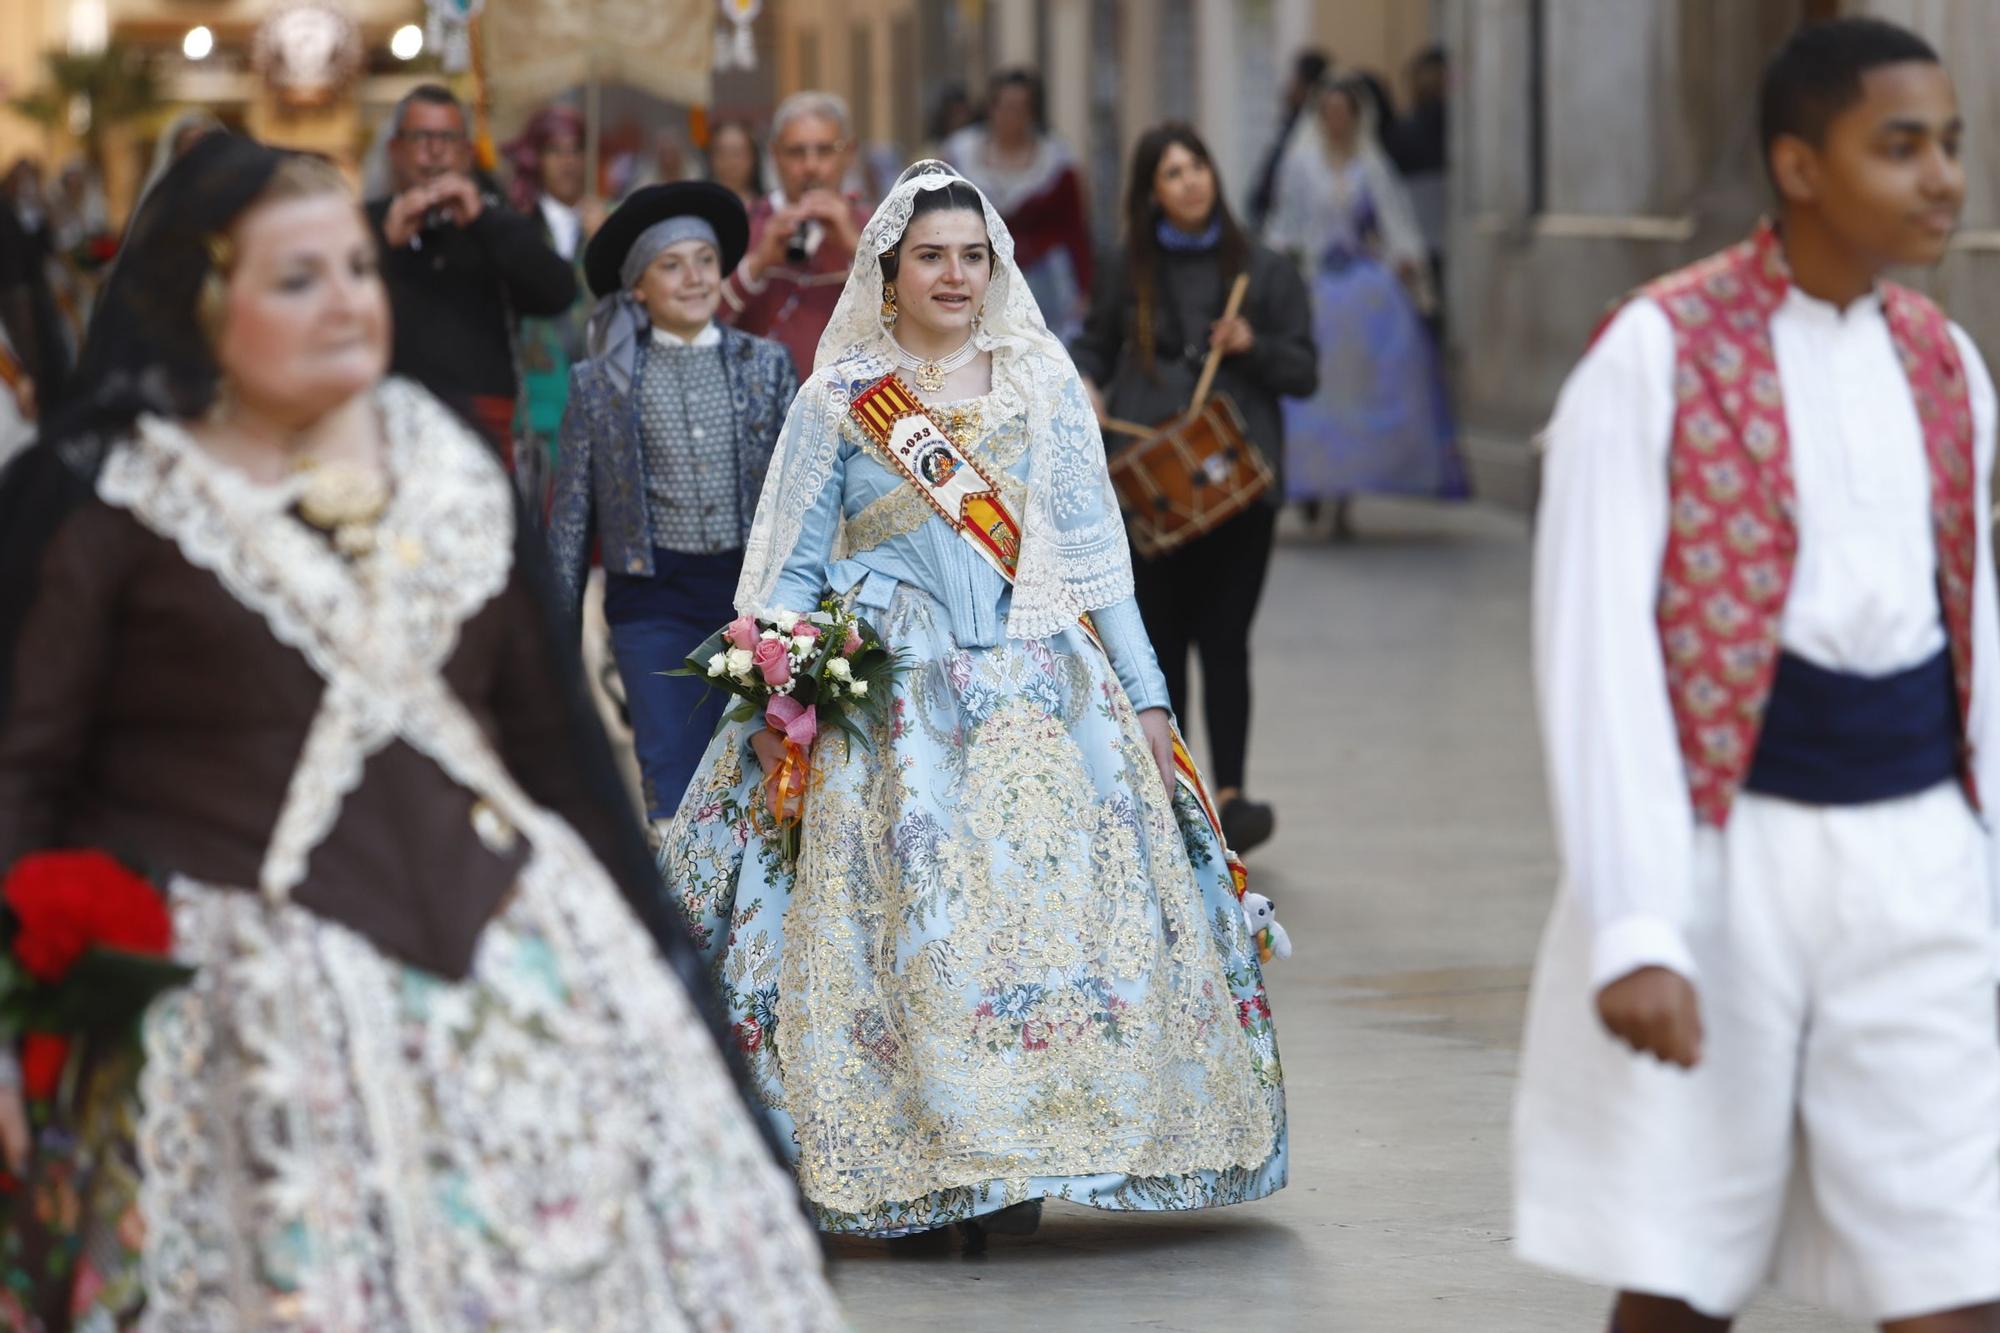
[
  {"xmin": 0, "ymin": 850, "xmax": 193, "ymax": 1116},
  {"xmin": 671, "ymin": 596, "xmax": 906, "ymax": 861}
]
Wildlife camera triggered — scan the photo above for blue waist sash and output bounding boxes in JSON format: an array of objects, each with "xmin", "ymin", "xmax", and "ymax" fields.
[{"xmin": 1742, "ymin": 648, "xmax": 1961, "ymax": 806}]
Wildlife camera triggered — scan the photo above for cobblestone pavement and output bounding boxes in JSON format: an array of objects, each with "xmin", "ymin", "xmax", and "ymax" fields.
[{"xmin": 825, "ymin": 501, "xmax": 1850, "ymax": 1332}]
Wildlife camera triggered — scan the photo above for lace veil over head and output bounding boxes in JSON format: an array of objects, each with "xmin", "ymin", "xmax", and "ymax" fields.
[{"xmin": 734, "ymin": 160, "xmax": 1134, "ymax": 641}]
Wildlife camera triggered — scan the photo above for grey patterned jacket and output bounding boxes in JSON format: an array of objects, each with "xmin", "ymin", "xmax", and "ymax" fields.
[{"xmin": 547, "ymin": 325, "xmax": 797, "ymax": 621}]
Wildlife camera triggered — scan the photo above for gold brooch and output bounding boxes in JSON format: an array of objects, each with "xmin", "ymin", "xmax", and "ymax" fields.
[{"xmin": 295, "ymin": 461, "xmax": 390, "ymax": 558}]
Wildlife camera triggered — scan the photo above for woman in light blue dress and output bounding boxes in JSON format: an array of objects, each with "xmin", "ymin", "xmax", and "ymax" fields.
[{"xmin": 659, "ymin": 162, "xmax": 1287, "ymax": 1245}]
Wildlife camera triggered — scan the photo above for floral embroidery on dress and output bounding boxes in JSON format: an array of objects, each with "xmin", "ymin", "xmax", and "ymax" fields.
[{"xmin": 664, "ymin": 481, "xmax": 1286, "ymax": 1235}]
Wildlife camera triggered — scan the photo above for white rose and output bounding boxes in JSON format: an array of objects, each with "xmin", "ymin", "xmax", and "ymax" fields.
[
  {"xmin": 792, "ymin": 634, "xmax": 817, "ymax": 654},
  {"xmin": 771, "ymin": 609, "xmax": 801, "ymax": 633},
  {"xmin": 849, "ymin": 679, "xmax": 868, "ymax": 697},
  {"xmin": 706, "ymin": 652, "xmax": 729, "ymax": 678},
  {"xmin": 827, "ymin": 657, "xmax": 853, "ymax": 680},
  {"xmin": 725, "ymin": 647, "xmax": 754, "ymax": 678}
]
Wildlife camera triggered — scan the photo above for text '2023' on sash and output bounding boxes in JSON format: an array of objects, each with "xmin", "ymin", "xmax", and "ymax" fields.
[
  {"xmin": 847, "ymin": 373, "xmax": 1022, "ymax": 581},
  {"xmin": 844, "ymin": 372, "xmax": 1245, "ymax": 882}
]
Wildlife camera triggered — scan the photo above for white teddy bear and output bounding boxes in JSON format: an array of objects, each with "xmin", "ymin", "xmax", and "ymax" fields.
[{"xmin": 1241, "ymin": 892, "xmax": 1292, "ymax": 963}]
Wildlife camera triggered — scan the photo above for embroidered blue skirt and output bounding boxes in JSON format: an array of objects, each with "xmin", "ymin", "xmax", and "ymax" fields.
[
  {"xmin": 1283, "ymin": 252, "xmax": 1465, "ymax": 501},
  {"xmin": 658, "ymin": 581, "xmax": 1287, "ymax": 1235}
]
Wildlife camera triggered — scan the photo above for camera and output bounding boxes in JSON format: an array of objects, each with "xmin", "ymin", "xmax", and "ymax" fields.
[{"xmin": 784, "ymin": 222, "xmax": 812, "ymax": 266}]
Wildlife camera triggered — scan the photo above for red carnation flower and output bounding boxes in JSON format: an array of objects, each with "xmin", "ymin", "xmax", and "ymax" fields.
[
  {"xmin": 19, "ymin": 1032, "xmax": 69, "ymax": 1101},
  {"xmin": 4, "ymin": 850, "xmax": 171, "ymax": 984}
]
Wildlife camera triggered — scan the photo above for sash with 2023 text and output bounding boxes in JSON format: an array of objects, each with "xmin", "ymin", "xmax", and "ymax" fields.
[{"xmin": 845, "ymin": 372, "xmax": 1248, "ymax": 889}]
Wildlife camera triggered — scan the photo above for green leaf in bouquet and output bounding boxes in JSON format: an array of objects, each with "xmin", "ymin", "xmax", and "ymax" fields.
[
  {"xmin": 40, "ymin": 947, "xmax": 195, "ymax": 1032},
  {"xmin": 664, "ymin": 625, "xmax": 736, "ymax": 679}
]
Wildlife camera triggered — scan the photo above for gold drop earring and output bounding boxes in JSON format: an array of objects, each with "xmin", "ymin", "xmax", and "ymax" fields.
[{"xmin": 880, "ymin": 281, "xmax": 898, "ymax": 327}]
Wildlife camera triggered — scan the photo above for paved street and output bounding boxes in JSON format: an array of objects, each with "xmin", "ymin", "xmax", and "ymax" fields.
[{"xmin": 826, "ymin": 500, "xmax": 1850, "ymax": 1332}]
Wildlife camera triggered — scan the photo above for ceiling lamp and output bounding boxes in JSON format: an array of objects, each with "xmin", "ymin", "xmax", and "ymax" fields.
[
  {"xmin": 182, "ymin": 26, "xmax": 215, "ymax": 61},
  {"xmin": 390, "ymin": 24, "xmax": 423, "ymax": 61}
]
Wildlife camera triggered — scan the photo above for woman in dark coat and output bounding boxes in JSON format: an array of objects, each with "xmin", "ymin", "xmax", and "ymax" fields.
[{"xmin": 1071, "ymin": 122, "xmax": 1318, "ymax": 853}]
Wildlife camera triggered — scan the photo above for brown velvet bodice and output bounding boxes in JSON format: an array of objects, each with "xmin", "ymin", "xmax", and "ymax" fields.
[{"xmin": 0, "ymin": 392, "xmax": 642, "ymax": 979}]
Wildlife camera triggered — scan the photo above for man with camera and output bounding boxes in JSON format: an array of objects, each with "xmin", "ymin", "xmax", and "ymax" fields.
[
  {"xmin": 368, "ymin": 84, "xmax": 578, "ymax": 464},
  {"xmin": 716, "ymin": 91, "xmax": 870, "ymax": 377}
]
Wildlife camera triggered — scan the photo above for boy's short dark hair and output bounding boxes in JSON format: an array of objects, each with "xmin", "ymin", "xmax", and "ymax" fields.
[{"xmin": 1758, "ymin": 17, "xmax": 1940, "ymax": 157}]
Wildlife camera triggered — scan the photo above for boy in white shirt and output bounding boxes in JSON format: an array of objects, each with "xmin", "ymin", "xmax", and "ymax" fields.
[{"xmin": 1515, "ymin": 18, "xmax": 2000, "ymax": 1332}]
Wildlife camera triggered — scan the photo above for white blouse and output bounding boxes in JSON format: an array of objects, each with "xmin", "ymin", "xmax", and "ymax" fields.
[{"xmin": 1534, "ymin": 289, "xmax": 2000, "ymax": 989}]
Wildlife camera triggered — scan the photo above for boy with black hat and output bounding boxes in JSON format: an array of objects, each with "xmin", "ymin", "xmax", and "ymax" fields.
[
  {"xmin": 549, "ymin": 181, "xmax": 797, "ymax": 821},
  {"xmin": 1515, "ymin": 18, "xmax": 2000, "ymax": 1331}
]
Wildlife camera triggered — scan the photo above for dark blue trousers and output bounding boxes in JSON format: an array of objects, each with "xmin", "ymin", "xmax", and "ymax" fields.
[{"xmin": 605, "ymin": 547, "xmax": 744, "ymax": 819}]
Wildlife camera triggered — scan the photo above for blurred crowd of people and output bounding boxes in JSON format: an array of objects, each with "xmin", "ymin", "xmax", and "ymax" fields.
[{"xmin": 0, "ymin": 39, "xmax": 1458, "ymax": 860}]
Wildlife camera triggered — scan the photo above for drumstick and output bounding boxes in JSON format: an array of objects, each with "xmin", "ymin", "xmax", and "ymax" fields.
[{"xmin": 1189, "ymin": 273, "xmax": 1251, "ymax": 415}]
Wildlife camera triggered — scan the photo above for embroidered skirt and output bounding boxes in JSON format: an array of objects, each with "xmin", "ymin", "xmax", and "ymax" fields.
[
  {"xmin": 660, "ymin": 582, "xmax": 1288, "ymax": 1236},
  {"xmin": 1282, "ymin": 253, "xmax": 1464, "ymax": 502},
  {"xmin": 3, "ymin": 834, "xmax": 841, "ymax": 1332}
]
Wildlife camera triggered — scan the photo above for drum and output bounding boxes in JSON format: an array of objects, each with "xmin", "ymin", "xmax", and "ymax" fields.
[{"xmin": 1104, "ymin": 396, "xmax": 1273, "ymax": 558}]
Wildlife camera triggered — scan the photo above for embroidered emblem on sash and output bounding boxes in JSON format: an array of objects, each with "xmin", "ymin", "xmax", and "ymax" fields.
[
  {"xmin": 848, "ymin": 373, "xmax": 1025, "ymax": 581},
  {"xmin": 848, "ymin": 374, "xmax": 1251, "ymax": 892}
]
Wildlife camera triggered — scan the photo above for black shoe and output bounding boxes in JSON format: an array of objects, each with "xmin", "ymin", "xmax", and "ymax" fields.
[
  {"xmin": 980, "ymin": 1200, "xmax": 1043, "ymax": 1235},
  {"xmin": 884, "ymin": 1226, "xmax": 955, "ymax": 1257},
  {"xmin": 1220, "ymin": 797, "xmax": 1276, "ymax": 853},
  {"xmin": 958, "ymin": 1200, "xmax": 1042, "ymax": 1256}
]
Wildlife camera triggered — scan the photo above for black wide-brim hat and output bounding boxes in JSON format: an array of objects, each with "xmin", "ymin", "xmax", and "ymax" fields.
[{"xmin": 584, "ymin": 180, "xmax": 750, "ymax": 298}]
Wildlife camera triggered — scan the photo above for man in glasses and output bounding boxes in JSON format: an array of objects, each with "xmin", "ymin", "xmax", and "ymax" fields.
[
  {"xmin": 717, "ymin": 91, "xmax": 869, "ymax": 376},
  {"xmin": 368, "ymin": 84, "xmax": 577, "ymax": 465}
]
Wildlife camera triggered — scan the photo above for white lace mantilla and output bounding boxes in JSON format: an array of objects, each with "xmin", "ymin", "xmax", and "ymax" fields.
[
  {"xmin": 97, "ymin": 380, "xmax": 840, "ymax": 1330},
  {"xmin": 735, "ymin": 160, "xmax": 1133, "ymax": 641}
]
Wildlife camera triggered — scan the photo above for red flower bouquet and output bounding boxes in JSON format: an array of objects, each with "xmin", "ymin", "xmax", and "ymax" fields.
[{"xmin": 0, "ymin": 851, "xmax": 193, "ymax": 1103}]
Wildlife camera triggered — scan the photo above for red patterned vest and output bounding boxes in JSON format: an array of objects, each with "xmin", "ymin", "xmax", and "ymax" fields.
[{"xmin": 1642, "ymin": 222, "xmax": 1979, "ymax": 825}]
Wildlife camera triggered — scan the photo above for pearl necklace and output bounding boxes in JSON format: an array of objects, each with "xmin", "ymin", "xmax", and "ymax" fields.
[{"xmin": 890, "ymin": 333, "xmax": 979, "ymax": 393}]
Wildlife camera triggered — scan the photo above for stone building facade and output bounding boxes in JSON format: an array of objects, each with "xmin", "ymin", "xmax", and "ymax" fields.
[{"xmin": 1448, "ymin": 0, "xmax": 2000, "ymax": 508}]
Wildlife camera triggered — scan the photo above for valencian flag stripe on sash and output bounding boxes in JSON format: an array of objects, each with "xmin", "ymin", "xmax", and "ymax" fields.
[
  {"xmin": 848, "ymin": 372, "xmax": 1250, "ymax": 898},
  {"xmin": 849, "ymin": 373, "xmax": 1025, "ymax": 580}
]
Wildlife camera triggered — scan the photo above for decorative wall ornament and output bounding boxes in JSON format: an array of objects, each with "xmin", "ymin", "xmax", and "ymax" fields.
[
  {"xmin": 715, "ymin": 0, "xmax": 761, "ymax": 70},
  {"xmin": 252, "ymin": 0, "xmax": 364, "ymax": 109},
  {"xmin": 481, "ymin": 0, "xmax": 715, "ymax": 133},
  {"xmin": 426, "ymin": 0, "xmax": 486, "ymax": 75}
]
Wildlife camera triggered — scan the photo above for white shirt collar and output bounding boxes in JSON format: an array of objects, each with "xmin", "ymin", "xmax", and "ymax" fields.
[
  {"xmin": 652, "ymin": 323, "xmax": 723, "ymax": 349},
  {"xmin": 1778, "ymin": 282, "xmax": 1883, "ymax": 328},
  {"xmin": 538, "ymin": 195, "xmax": 582, "ymax": 260}
]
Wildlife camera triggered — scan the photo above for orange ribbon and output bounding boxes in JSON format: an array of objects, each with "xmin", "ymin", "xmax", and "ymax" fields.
[{"xmin": 765, "ymin": 735, "xmax": 810, "ymax": 826}]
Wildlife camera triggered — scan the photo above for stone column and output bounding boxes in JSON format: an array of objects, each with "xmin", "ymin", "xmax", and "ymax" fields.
[
  {"xmin": 993, "ymin": 0, "xmax": 1039, "ymax": 68},
  {"xmin": 1193, "ymin": 0, "xmax": 1245, "ymax": 210},
  {"xmin": 1118, "ymin": 0, "xmax": 1160, "ymax": 157},
  {"xmin": 1046, "ymin": 0, "xmax": 1091, "ymax": 159}
]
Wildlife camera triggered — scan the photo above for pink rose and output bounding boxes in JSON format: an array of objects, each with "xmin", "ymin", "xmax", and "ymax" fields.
[
  {"xmin": 843, "ymin": 626, "xmax": 864, "ymax": 656},
  {"xmin": 752, "ymin": 638, "xmax": 792, "ymax": 687},
  {"xmin": 725, "ymin": 616, "xmax": 760, "ymax": 651}
]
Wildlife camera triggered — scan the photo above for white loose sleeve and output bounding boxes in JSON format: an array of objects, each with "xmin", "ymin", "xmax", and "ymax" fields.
[
  {"xmin": 1533, "ymin": 298, "xmax": 1700, "ymax": 991},
  {"xmin": 1948, "ymin": 324, "xmax": 2000, "ymax": 973}
]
